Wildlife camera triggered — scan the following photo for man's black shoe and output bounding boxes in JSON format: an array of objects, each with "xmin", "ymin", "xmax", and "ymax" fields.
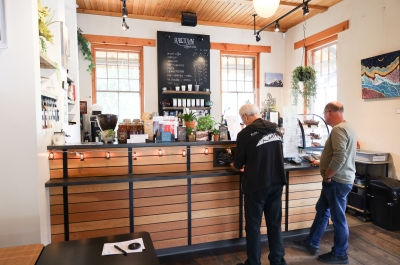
[
  {"xmin": 292, "ymin": 239, "xmax": 319, "ymax": 255},
  {"xmin": 318, "ymin": 252, "xmax": 349, "ymax": 264}
]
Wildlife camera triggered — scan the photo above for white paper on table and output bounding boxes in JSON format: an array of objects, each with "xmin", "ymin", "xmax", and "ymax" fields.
[{"xmin": 102, "ymin": 238, "xmax": 145, "ymax": 256}]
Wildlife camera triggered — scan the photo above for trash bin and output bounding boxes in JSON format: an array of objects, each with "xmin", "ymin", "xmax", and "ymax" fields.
[{"xmin": 368, "ymin": 177, "xmax": 400, "ymax": 231}]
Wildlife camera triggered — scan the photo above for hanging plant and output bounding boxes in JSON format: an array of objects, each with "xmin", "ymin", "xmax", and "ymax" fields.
[
  {"xmin": 77, "ymin": 28, "xmax": 95, "ymax": 73},
  {"xmin": 291, "ymin": 65, "xmax": 317, "ymax": 109},
  {"xmin": 38, "ymin": 0, "xmax": 55, "ymax": 45}
]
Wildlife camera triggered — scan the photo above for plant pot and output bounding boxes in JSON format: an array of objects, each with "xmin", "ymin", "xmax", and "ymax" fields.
[
  {"xmin": 195, "ymin": 131, "xmax": 208, "ymax": 141},
  {"xmin": 187, "ymin": 133, "xmax": 195, "ymax": 142},
  {"xmin": 185, "ymin": 121, "xmax": 196, "ymax": 130},
  {"xmin": 213, "ymin": 134, "xmax": 219, "ymax": 141}
]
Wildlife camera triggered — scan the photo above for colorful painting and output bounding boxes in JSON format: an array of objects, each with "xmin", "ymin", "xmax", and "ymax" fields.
[
  {"xmin": 361, "ymin": 51, "xmax": 400, "ymax": 99},
  {"xmin": 265, "ymin": 73, "xmax": 283, "ymax": 87}
]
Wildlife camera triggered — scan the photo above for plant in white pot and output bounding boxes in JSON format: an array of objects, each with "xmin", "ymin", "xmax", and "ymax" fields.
[{"xmin": 291, "ymin": 65, "xmax": 317, "ymax": 110}]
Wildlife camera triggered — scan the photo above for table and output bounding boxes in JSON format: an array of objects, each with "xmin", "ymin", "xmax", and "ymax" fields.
[
  {"xmin": 0, "ymin": 244, "xmax": 43, "ymax": 265},
  {"xmin": 36, "ymin": 231, "xmax": 160, "ymax": 265}
]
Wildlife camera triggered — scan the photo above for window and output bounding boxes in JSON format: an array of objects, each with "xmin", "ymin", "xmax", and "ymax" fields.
[
  {"xmin": 93, "ymin": 47, "xmax": 143, "ymax": 119},
  {"xmin": 221, "ymin": 55, "xmax": 256, "ymax": 119},
  {"xmin": 308, "ymin": 42, "xmax": 337, "ymax": 115}
]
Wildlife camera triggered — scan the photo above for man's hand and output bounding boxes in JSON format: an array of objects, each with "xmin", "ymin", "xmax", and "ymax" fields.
[
  {"xmin": 230, "ymin": 163, "xmax": 244, "ymax": 172},
  {"xmin": 311, "ymin": 160, "xmax": 320, "ymax": 166}
]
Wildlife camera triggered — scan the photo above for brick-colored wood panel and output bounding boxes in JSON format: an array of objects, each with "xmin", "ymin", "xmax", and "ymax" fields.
[
  {"xmin": 133, "ymin": 194, "xmax": 187, "ymax": 207},
  {"xmin": 192, "ymin": 198, "xmax": 239, "ymax": 211},
  {"xmin": 50, "ymin": 166, "xmax": 129, "ymax": 179},
  {"xmin": 192, "ymin": 222, "xmax": 239, "ymax": 236},
  {"xmin": 132, "ymin": 155, "xmax": 186, "ymax": 166},
  {"xmin": 134, "ymin": 220, "xmax": 187, "ymax": 233},
  {"xmin": 51, "ymin": 199, "xmax": 129, "ymax": 215},
  {"xmin": 133, "ymin": 163, "xmax": 186, "ymax": 174},
  {"xmin": 192, "ymin": 206, "xmax": 239, "ymax": 219},
  {"xmin": 192, "ymin": 215, "xmax": 239, "ymax": 227},
  {"xmin": 288, "ymin": 212, "xmax": 316, "ymax": 223},
  {"xmin": 134, "ymin": 203, "xmax": 187, "ymax": 217},
  {"xmin": 192, "ymin": 231, "xmax": 239, "ymax": 245},
  {"xmin": 153, "ymin": 238, "xmax": 187, "ymax": 249},
  {"xmin": 288, "ymin": 205, "xmax": 316, "ymax": 216},
  {"xmin": 68, "ymin": 227, "xmax": 131, "ymax": 241},
  {"xmin": 192, "ymin": 190, "xmax": 239, "ymax": 202},
  {"xmin": 192, "ymin": 182, "xmax": 240, "ymax": 193},
  {"xmin": 63, "ymin": 148, "xmax": 128, "ymax": 158},
  {"xmin": 288, "ymin": 220, "xmax": 314, "ymax": 231},
  {"xmin": 50, "ymin": 190, "xmax": 129, "ymax": 205},
  {"xmin": 51, "ymin": 209, "xmax": 130, "ymax": 225},
  {"xmin": 134, "ymin": 185, "xmax": 187, "ymax": 198},
  {"xmin": 289, "ymin": 197, "xmax": 319, "ymax": 208},
  {"xmin": 148, "ymin": 228, "xmax": 187, "ymax": 242},
  {"xmin": 191, "ymin": 153, "xmax": 214, "ymax": 163},
  {"xmin": 133, "ymin": 179, "xmax": 187, "ymax": 189},
  {"xmin": 289, "ymin": 182, "xmax": 322, "ymax": 193},
  {"xmin": 191, "ymin": 162, "xmax": 230, "ymax": 171},
  {"xmin": 191, "ymin": 175, "xmax": 239, "ymax": 185},
  {"xmin": 134, "ymin": 212, "xmax": 188, "ymax": 226},
  {"xmin": 49, "ymin": 183, "xmax": 129, "ymax": 195},
  {"xmin": 287, "ymin": 190, "xmax": 321, "ymax": 200},
  {"xmin": 50, "ymin": 157, "xmax": 128, "ymax": 169},
  {"xmin": 289, "ymin": 174, "xmax": 321, "ymax": 184},
  {"xmin": 52, "ymin": 218, "xmax": 130, "ymax": 234}
]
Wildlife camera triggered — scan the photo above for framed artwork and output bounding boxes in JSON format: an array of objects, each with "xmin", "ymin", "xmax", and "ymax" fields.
[
  {"xmin": 265, "ymin": 73, "xmax": 283, "ymax": 87},
  {"xmin": 213, "ymin": 147, "xmax": 235, "ymax": 167},
  {"xmin": 80, "ymin": 101, "xmax": 87, "ymax": 114},
  {"xmin": 361, "ymin": 50, "xmax": 400, "ymax": 99},
  {"xmin": 0, "ymin": 0, "xmax": 7, "ymax": 48}
]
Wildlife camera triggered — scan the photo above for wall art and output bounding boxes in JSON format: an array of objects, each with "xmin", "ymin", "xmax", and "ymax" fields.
[{"xmin": 265, "ymin": 73, "xmax": 283, "ymax": 87}]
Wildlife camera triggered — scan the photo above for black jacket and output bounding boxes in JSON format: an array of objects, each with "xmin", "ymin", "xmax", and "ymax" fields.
[{"xmin": 233, "ymin": 118, "xmax": 286, "ymax": 193}]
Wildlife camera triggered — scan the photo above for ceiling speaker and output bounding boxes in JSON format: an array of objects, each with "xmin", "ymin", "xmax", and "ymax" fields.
[{"xmin": 181, "ymin": 12, "xmax": 197, "ymax": 27}]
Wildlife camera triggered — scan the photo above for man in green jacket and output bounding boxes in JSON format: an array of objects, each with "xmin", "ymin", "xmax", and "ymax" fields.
[{"xmin": 293, "ymin": 101, "xmax": 357, "ymax": 264}]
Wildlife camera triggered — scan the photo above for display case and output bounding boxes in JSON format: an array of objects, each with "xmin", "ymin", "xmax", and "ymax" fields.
[{"xmin": 297, "ymin": 114, "xmax": 330, "ymax": 150}]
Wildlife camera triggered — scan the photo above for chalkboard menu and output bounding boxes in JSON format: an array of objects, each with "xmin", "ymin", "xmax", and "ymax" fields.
[{"xmin": 157, "ymin": 31, "xmax": 211, "ymax": 116}]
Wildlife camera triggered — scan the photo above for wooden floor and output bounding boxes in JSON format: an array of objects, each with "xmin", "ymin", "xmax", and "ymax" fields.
[{"xmin": 159, "ymin": 215, "xmax": 400, "ymax": 265}]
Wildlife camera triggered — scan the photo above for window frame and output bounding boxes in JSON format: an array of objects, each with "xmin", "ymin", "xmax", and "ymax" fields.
[
  {"xmin": 91, "ymin": 44, "xmax": 144, "ymax": 115},
  {"xmin": 305, "ymin": 38, "xmax": 338, "ymax": 114},
  {"xmin": 220, "ymin": 51, "xmax": 260, "ymax": 116}
]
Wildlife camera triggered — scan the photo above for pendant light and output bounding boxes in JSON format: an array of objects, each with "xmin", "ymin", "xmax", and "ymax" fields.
[{"xmin": 253, "ymin": 0, "xmax": 280, "ymax": 18}]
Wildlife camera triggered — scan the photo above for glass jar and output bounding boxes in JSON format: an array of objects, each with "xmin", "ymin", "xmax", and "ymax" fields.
[{"xmin": 117, "ymin": 123, "xmax": 128, "ymax": 143}]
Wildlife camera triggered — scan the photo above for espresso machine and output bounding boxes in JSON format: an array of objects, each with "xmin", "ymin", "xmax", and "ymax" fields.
[{"xmin": 90, "ymin": 110, "xmax": 102, "ymax": 142}]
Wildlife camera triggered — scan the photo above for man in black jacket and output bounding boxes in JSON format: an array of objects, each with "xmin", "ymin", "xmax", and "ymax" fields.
[{"xmin": 231, "ymin": 103, "xmax": 287, "ymax": 265}]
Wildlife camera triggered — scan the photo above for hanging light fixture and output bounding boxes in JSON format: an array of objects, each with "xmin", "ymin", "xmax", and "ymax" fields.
[
  {"xmin": 303, "ymin": 0, "xmax": 310, "ymax": 16},
  {"xmin": 253, "ymin": 0, "xmax": 280, "ymax": 18},
  {"xmin": 274, "ymin": 21, "xmax": 280, "ymax": 32},
  {"xmin": 122, "ymin": 18, "xmax": 129, "ymax": 31}
]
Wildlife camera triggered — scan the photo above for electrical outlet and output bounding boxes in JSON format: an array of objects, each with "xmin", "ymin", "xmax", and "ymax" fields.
[{"xmin": 396, "ymin": 108, "xmax": 400, "ymax": 114}]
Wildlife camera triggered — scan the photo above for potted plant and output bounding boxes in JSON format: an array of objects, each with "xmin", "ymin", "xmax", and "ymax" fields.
[
  {"xmin": 187, "ymin": 127, "xmax": 195, "ymax": 142},
  {"xmin": 196, "ymin": 115, "xmax": 215, "ymax": 141},
  {"xmin": 212, "ymin": 129, "xmax": 219, "ymax": 141},
  {"xmin": 179, "ymin": 111, "xmax": 197, "ymax": 129},
  {"xmin": 291, "ymin": 66, "xmax": 317, "ymax": 110},
  {"xmin": 38, "ymin": 0, "xmax": 55, "ymax": 54},
  {"xmin": 102, "ymin": 129, "xmax": 115, "ymax": 143}
]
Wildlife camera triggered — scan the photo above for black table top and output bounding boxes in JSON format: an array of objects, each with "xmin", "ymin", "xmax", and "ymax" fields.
[{"xmin": 36, "ymin": 231, "xmax": 160, "ymax": 265}]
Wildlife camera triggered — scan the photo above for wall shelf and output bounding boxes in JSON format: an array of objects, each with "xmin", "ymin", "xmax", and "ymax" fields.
[
  {"xmin": 162, "ymin": 107, "xmax": 211, "ymax": 110},
  {"xmin": 68, "ymin": 100, "xmax": 75, "ymax": 105},
  {"xmin": 67, "ymin": 75, "xmax": 74, "ymax": 83},
  {"xmin": 162, "ymin": 91, "xmax": 211, "ymax": 95},
  {"xmin": 40, "ymin": 52, "xmax": 57, "ymax": 69},
  {"xmin": 41, "ymin": 90, "xmax": 58, "ymax": 100}
]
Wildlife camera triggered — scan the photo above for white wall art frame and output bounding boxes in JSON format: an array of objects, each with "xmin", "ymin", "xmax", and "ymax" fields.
[{"xmin": 0, "ymin": 0, "xmax": 7, "ymax": 48}]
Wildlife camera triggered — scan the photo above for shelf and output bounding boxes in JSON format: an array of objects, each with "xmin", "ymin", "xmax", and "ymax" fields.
[
  {"xmin": 163, "ymin": 107, "xmax": 211, "ymax": 110},
  {"xmin": 41, "ymin": 90, "xmax": 58, "ymax": 100},
  {"xmin": 40, "ymin": 52, "xmax": 56, "ymax": 69},
  {"xmin": 67, "ymin": 75, "xmax": 74, "ymax": 83},
  {"xmin": 68, "ymin": 100, "xmax": 75, "ymax": 105},
  {"xmin": 162, "ymin": 91, "xmax": 211, "ymax": 95},
  {"xmin": 355, "ymin": 160, "xmax": 389, "ymax": 165}
]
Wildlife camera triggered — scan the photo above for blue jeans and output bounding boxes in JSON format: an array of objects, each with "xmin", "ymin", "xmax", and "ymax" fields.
[
  {"xmin": 307, "ymin": 180, "xmax": 353, "ymax": 256},
  {"xmin": 244, "ymin": 184, "xmax": 286, "ymax": 265}
]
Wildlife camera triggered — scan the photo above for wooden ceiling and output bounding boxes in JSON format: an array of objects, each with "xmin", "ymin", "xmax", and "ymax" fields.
[{"xmin": 76, "ymin": 0, "xmax": 342, "ymax": 32}]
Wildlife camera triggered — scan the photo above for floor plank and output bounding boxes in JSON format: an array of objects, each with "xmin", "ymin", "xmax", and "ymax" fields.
[{"xmin": 159, "ymin": 219, "xmax": 400, "ymax": 265}]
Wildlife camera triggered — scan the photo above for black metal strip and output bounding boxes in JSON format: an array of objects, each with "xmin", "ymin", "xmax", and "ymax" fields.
[
  {"xmin": 188, "ymin": 178, "xmax": 192, "ymax": 245},
  {"xmin": 285, "ymin": 171, "xmax": 289, "ymax": 232},
  {"xmin": 239, "ymin": 173, "xmax": 243, "ymax": 238},
  {"xmin": 128, "ymin": 147, "xmax": 134, "ymax": 232},
  {"xmin": 62, "ymin": 149, "xmax": 69, "ymax": 241},
  {"xmin": 187, "ymin": 146, "xmax": 191, "ymax": 172},
  {"xmin": 130, "ymin": 182, "xmax": 134, "ymax": 232}
]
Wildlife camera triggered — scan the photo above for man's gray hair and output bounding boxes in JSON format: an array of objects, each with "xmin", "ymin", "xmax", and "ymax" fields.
[
  {"xmin": 324, "ymin": 102, "xmax": 344, "ymax": 113},
  {"xmin": 239, "ymin": 103, "xmax": 259, "ymax": 116}
]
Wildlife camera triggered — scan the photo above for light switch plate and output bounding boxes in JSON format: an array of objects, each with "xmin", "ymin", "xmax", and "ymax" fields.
[{"xmin": 396, "ymin": 108, "xmax": 400, "ymax": 114}]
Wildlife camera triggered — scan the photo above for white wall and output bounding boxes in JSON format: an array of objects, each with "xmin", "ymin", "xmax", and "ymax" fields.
[
  {"xmin": 284, "ymin": 0, "xmax": 400, "ymax": 178},
  {"xmin": 76, "ymin": 14, "xmax": 286, "ymax": 124},
  {"xmin": 0, "ymin": 0, "xmax": 43, "ymax": 247}
]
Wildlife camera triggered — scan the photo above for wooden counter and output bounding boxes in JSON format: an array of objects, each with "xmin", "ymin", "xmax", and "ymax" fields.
[
  {"xmin": 0, "ymin": 244, "xmax": 43, "ymax": 265},
  {"xmin": 46, "ymin": 142, "xmax": 322, "ymax": 253}
]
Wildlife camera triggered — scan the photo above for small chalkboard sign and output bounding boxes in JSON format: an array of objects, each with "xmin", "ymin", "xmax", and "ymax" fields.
[{"xmin": 213, "ymin": 147, "xmax": 236, "ymax": 167}]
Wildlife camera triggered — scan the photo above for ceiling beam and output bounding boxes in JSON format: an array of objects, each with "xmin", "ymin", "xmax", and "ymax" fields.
[
  {"xmin": 214, "ymin": 0, "xmax": 328, "ymax": 12},
  {"xmin": 76, "ymin": 9, "xmax": 285, "ymax": 32}
]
